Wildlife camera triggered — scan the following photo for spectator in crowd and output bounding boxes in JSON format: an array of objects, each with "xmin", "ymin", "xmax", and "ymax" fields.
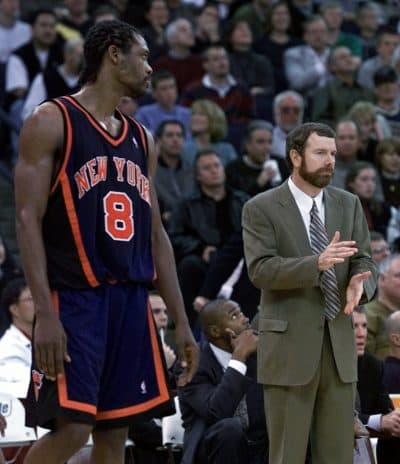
[
  {"xmin": 367, "ymin": 254, "xmax": 400, "ymax": 360},
  {"xmin": 225, "ymin": 19, "xmax": 275, "ymax": 97},
  {"xmin": 383, "ymin": 310, "xmax": 400, "ymax": 393},
  {"xmin": 283, "ymin": 15, "xmax": 331, "ymax": 96},
  {"xmin": 357, "ymin": 27, "xmax": 400, "ymax": 90},
  {"xmin": 226, "ymin": 120, "xmax": 286, "ymax": 196},
  {"xmin": 178, "ymin": 298, "xmax": 268, "ymax": 464},
  {"xmin": 353, "ymin": 306, "xmax": 400, "ymax": 464},
  {"xmin": 55, "ymin": 0, "xmax": 93, "ymax": 39},
  {"xmin": 154, "ymin": 120, "xmax": 194, "ymax": 224},
  {"xmin": 21, "ymin": 37, "xmax": 83, "ymax": 121},
  {"xmin": 0, "ymin": 277, "xmax": 33, "ymax": 398},
  {"xmin": 182, "ymin": 98, "xmax": 237, "ymax": 167},
  {"xmin": 286, "ymin": 0, "xmax": 319, "ymax": 39},
  {"xmin": 0, "ymin": 234, "xmax": 21, "ymax": 305},
  {"xmin": 5, "ymin": 8, "xmax": 63, "ymax": 104},
  {"xmin": 140, "ymin": 0, "xmax": 169, "ymax": 64},
  {"xmin": 152, "ymin": 18, "xmax": 203, "ymax": 92},
  {"xmin": 348, "ymin": 101, "xmax": 388, "ymax": 164},
  {"xmin": 168, "ymin": 149, "xmax": 248, "ymax": 332},
  {"xmin": 353, "ymin": 1, "xmax": 382, "ymax": 60},
  {"xmin": 135, "ymin": 70, "xmax": 191, "ymax": 136},
  {"xmin": 0, "ymin": 0, "xmax": 31, "ymax": 64},
  {"xmin": 233, "ymin": 0, "xmax": 274, "ymax": 43},
  {"xmin": 370, "ymin": 231, "xmax": 391, "ymax": 265},
  {"xmin": 319, "ymin": 1, "xmax": 362, "ymax": 56},
  {"xmin": 92, "ymin": 4, "xmax": 119, "ymax": 24},
  {"xmin": 181, "ymin": 44, "xmax": 254, "ymax": 149},
  {"xmin": 271, "ymin": 89, "xmax": 304, "ymax": 159},
  {"xmin": 150, "ymin": 292, "xmax": 176, "ymax": 363},
  {"xmin": 373, "ymin": 66, "xmax": 400, "ymax": 138},
  {"xmin": 254, "ymin": 1, "xmax": 302, "ymax": 93},
  {"xmin": 180, "ymin": 44, "xmax": 254, "ymax": 122},
  {"xmin": 192, "ymin": 2, "xmax": 222, "ymax": 54},
  {"xmin": 311, "ymin": 45, "xmax": 374, "ymax": 128},
  {"xmin": 330, "ymin": 118, "xmax": 360, "ymax": 190},
  {"xmin": 375, "ymin": 137, "xmax": 400, "ymax": 209},
  {"xmin": 345, "ymin": 161, "xmax": 392, "ymax": 238}
]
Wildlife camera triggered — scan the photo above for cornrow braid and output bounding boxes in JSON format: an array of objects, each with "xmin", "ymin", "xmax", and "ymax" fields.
[{"xmin": 80, "ymin": 20, "xmax": 142, "ymax": 85}]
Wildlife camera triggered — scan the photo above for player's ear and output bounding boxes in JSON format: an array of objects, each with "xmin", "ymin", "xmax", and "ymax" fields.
[{"xmin": 107, "ymin": 44, "xmax": 122, "ymax": 65}]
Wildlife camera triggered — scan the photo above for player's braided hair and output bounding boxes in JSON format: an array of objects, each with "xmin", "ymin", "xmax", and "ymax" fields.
[{"xmin": 80, "ymin": 20, "xmax": 142, "ymax": 85}]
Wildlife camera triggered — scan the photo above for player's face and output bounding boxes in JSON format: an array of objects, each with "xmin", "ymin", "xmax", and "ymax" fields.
[
  {"xmin": 219, "ymin": 301, "xmax": 250, "ymax": 340},
  {"xmin": 150, "ymin": 295, "xmax": 168, "ymax": 331},
  {"xmin": 352, "ymin": 311, "xmax": 367, "ymax": 356},
  {"xmin": 297, "ymin": 133, "xmax": 336, "ymax": 189},
  {"xmin": 12, "ymin": 287, "xmax": 35, "ymax": 327},
  {"xmin": 122, "ymin": 36, "xmax": 152, "ymax": 99}
]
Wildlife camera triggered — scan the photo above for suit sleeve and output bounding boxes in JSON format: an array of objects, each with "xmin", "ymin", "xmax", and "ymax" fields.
[
  {"xmin": 179, "ymin": 365, "xmax": 252, "ymax": 427},
  {"xmin": 348, "ymin": 196, "xmax": 378, "ymax": 303},
  {"xmin": 242, "ymin": 200, "xmax": 321, "ymax": 290}
]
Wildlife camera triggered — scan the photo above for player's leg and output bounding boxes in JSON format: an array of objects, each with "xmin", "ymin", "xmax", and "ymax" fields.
[
  {"xmin": 90, "ymin": 426, "xmax": 128, "ymax": 464},
  {"xmin": 24, "ymin": 418, "xmax": 92, "ymax": 464}
]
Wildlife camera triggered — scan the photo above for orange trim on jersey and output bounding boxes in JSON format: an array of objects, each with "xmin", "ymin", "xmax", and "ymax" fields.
[
  {"xmin": 60, "ymin": 173, "xmax": 100, "ymax": 287},
  {"xmin": 52, "ymin": 291, "xmax": 97, "ymax": 415},
  {"xmin": 96, "ymin": 302, "xmax": 170, "ymax": 420},
  {"xmin": 63, "ymin": 95, "xmax": 128, "ymax": 146},
  {"xmin": 49, "ymin": 99, "xmax": 73, "ymax": 195},
  {"xmin": 130, "ymin": 118, "xmax": 148, "ymax": 157}
]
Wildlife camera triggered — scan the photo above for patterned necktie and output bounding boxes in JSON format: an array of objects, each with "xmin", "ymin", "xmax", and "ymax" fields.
[{"xmin": 309, "ymin": 200, "xmax": 341, "ymax": 321}]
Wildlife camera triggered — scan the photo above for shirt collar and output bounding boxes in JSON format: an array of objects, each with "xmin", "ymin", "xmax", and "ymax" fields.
[
  {"xmin": 209, "ymin": 342, "xmax": 232, "ymax": 370},
  {"xmin": 288, "ymin": 176, "xmax": 324, "ymax": 215}
]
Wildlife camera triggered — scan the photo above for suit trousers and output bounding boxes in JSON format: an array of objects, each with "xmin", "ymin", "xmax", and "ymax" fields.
[{"xmin": 264, "ymin": 324, "xmax": 355, "ymax": 464}]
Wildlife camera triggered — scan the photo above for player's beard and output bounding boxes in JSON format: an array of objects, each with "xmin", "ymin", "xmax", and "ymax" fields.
[{"xmin": 299, "ymin": 158, "xmax": 333, "ymax": 188}]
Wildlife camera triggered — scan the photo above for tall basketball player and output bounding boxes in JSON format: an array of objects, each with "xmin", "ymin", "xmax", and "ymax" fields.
[{"xmin": 15, "ymin": 20, "xmax": 199, "ymax": 464}]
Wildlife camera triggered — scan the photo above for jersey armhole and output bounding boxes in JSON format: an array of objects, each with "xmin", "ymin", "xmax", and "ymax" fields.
[{"xmin": 45, "ymin": 97, "xmax": 73, "ymax": 194}]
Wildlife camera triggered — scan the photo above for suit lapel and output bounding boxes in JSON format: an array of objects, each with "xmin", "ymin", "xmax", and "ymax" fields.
[
  {"xmin": 323, "ymin": 187, "xmax": 343, "ymax": 241},
  {"xmin": 276, "ymin": 182, "xmax": 312, "ymax": 256}
]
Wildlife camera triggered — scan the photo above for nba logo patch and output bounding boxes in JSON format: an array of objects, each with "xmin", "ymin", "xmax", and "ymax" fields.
[
  {"xmin": 132, "ymin": 136, "xmax": 139, "ymax": 148},
  {"xmin": 32, "ymin": 369, "xmax": 44, "ymax": 401},
  {"xmin": 140, "ymin": 380, "xmax": 147, "ymax": 395}
]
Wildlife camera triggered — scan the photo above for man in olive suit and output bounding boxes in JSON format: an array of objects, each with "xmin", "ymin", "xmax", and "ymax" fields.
[{"xmin": 242, "ymin": 122, "xmax": 378, "ymax": 464}]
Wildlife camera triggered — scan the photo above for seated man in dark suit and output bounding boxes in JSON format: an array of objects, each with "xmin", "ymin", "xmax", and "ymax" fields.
[
  {"xmin": 353, "ymin": 306, "xmax": 400, "ymax": 464},
  {"xmin": 178, "ymin": 298, "xmax": 267, "ymax": 464},
  {"xmin": 383, "ymin": 310, "xmax": 400, "ymax": 393}
]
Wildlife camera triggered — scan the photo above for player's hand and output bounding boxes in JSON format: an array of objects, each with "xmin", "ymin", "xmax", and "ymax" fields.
[
  {"xmin": 381, "ymin": 409, "xmax": 400, "ymax": 437},
  {"xmin": 174, "ymin": 323, "xmax": 199, "ymax": 387},
  {"xmin": 163, "ymin": 343, "xmax": 177, "ymax": 370},
  {"xmin": 0, "ymin": 413, "xmax": 6, "ymax": 437},
  {"xmin": 193, "ymin": 296, "xmax": 209, "ymax": 312},
  {"xmin": 228, "ymin": 328, "xmax": 258, "ymax": 362},
  {"xmin": 34, "ymin": 311, "xmax": 71, "ymax": 381},
  {"xmin": 344, "ymin": 271, "xmax": 372, "ymax": 314},
  {"xmin": 318, "ymin": 231, "xmax": 357, "ymax": 271}
]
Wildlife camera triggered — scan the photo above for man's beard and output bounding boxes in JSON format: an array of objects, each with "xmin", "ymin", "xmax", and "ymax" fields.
[{"xmin": 299, "ymin": 159, "xmax": 333, "ymax": 188}]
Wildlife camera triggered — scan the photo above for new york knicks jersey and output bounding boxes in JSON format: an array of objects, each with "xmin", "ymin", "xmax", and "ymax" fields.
[{"xmin": 42, "ymin": 96, "xmax": 154, "ymax": 289}]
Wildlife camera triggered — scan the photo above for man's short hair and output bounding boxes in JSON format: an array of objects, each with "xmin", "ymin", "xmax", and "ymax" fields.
[
  {"xmin": 151, "ymin": 69, "xmax": 176, "ymax": 90},
  {"xmin": 0, "ymin": 277, "xmax": 27, "ymax": 327},
  {"xmin": 155, "ymin": 119, "xmax": 185, "ymax": 139},
  {"xmin": 373, "ymin": 65, "xmax": 398, "ymax": 87}
]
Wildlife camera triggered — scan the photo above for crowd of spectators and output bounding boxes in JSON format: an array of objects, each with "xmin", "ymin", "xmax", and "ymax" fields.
[{"xmin": 2, "ymin": 0, "xmax": 400, "ymax": 463}]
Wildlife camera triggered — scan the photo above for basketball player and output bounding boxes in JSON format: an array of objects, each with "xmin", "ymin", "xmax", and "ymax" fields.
[{"xmin": 14, "ymin": 20, "xmax": 199, "ymax": 464}]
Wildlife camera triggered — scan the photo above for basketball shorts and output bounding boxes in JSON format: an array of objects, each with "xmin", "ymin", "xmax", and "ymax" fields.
[{"xmin": 27, "ymin": 282, "xmax": 174, "ymax": 429}]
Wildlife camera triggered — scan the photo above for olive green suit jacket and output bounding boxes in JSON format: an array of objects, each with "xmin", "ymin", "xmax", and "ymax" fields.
[{"xmin": 243, "ymin": 181, "xmax": 378, "ymax": 386}]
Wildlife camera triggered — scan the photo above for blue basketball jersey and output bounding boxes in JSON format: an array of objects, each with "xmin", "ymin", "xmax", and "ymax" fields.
[{"xmin": 43, "ymin": 96, "xmax": 154, "ymax": 289}]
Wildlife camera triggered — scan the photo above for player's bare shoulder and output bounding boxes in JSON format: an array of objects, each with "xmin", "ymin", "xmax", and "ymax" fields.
[{"xmin": 19, "ymin": 101, "xmax": 64, "ymax": 162}]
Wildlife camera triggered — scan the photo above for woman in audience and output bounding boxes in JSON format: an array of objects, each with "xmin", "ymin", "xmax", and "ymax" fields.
[
  {"xmin": 253, "ymin": 1, "xmax": 301, "ymax": 93},
  {"xmin": 347, "ymin": 101, "xmax": 390, "ymax": 163},
  {"xmin": 345, "ymin": 161, "xmax": 393, "ymax": 238},
  {"xmin": 182, "ymin": 99, "xmax": 237, "ymax": 167},
  {"xmin": 375, "ymin": 137, "xmax": 400, "ymax": 208}
]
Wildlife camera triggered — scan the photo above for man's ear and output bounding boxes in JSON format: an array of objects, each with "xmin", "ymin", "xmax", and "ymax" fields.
[
  {"xmin": 289, "ymin": 149, "xmax": 301, "ymax": 169},
  {"xmin": 9, "ymin": 303, "xmax": 18, "ymax": 320},
  {"xmin": 390, "ymin": 332, "xmax": 400, "ymax": 346},
  {"xmin": 208, "ymin": 324, "xmax": 221, "ymax": 339},
  {"xmin": 107, "ymin": 44, "xmax": 121, "ymax": 65}
]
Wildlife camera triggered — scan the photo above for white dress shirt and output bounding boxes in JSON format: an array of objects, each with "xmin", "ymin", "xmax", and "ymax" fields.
[{"xmin": 209, "ymin": 343, "xmax": 247, "ymax": 375}]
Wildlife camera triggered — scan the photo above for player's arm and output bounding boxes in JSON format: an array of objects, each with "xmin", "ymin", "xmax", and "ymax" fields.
[
  {"xmin": 145, "ymin": 128, "xmax": 199, "ymax": 386},
  {"xmin": 15, "ymin": 102, "xmax": 70, "ymax": 381}
]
